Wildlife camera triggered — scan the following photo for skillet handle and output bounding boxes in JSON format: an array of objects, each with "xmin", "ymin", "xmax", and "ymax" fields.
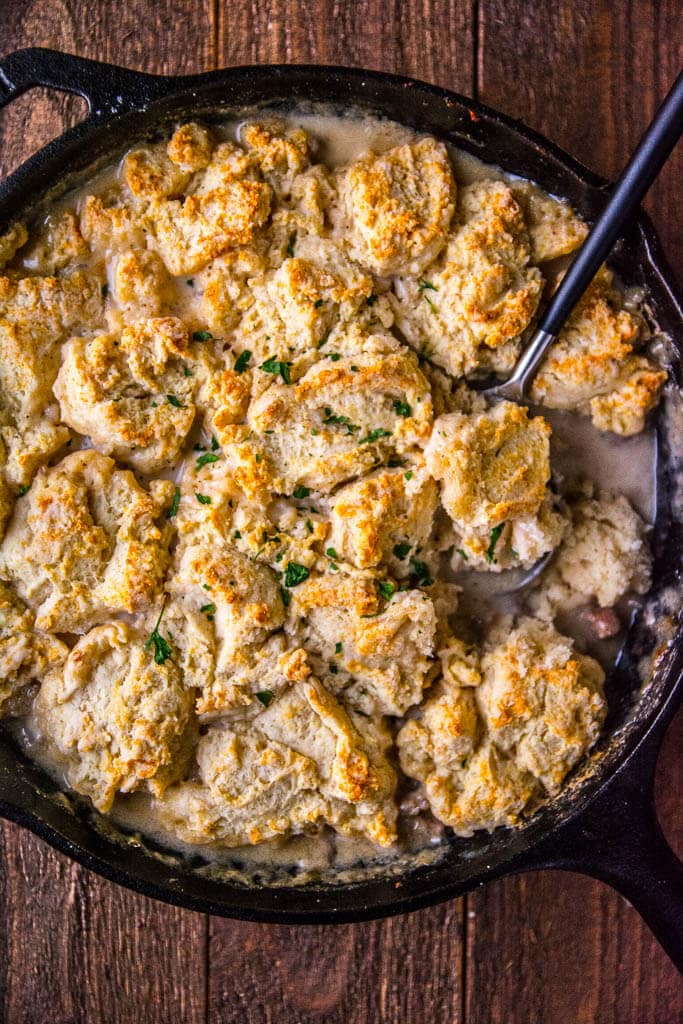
[
  {"xmin": 0, "ymin": 47, "xmax": 164, "ymax": 116},
  {"xmin": 527, "ymin": 718, "xmax": 683, "ymax": 971}
]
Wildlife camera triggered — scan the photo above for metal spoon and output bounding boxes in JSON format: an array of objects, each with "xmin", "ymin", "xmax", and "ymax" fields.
[{"xmin": 470, "ymin": 70, "xmax": 683, "ymax": 594}]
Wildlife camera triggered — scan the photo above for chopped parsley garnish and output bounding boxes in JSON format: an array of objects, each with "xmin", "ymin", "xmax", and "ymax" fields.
[
  {"xmin": 326, "ymin": 547, "xmax": 338, "ymax": 560},
  {"xmin": 410, "ymin": 558, "xmax": 433, "ymax": 587},
  {"xmin": 234, "ymin": 349, "xmax": 251, "ymax": 374},
  {"xmin": 404, "ymin": 470, "xmax": 413, "ymax": 481},
  {"xmin": 286, "ymin": 234, "xmax": 296, "ymax": 258},
  {"xmin": 486, "ymin": 524, "xmax": 505, "ymax": 563},
  {"xmin": 260, "ymin": 357, "xmax": 292, "ymax": 384},
  {"xmin": 393, "ymin": 399, "xmax": 412, "ymax": 417},
  {"xmin": 317, "ymin": 331, "xmax": 331, "ymax": 349},
  {"xmin": 166, "ymin": 394, "xmax": 184, "ymax": 408},
  {"xmin": 457, "ymin": 548, "xmax": 469, "ymax": 561},
  {"xmin": 196, "ymin": 452, "xmax": 220, "ymax": 470},
  {"xmin": 280, "ymin": 586, "xmax": 291, "ymax": 607},
  {"xmin": 166, "ymin": 486, "xmax": 181, "ymax": 519},
  {"xmin": 145, "ymin": 604, "xmax": 173, "ymax": 665},
  {"xmin": 184, "ymin": 365, "xmax": 194, "ymax": 377},
  {"xmin": 359, "ymin": 428, "xmax": 391, "ymax": 444},
  {"xmin": 233, "ymin": 530, "xmax": 242, "ymax": 539},
  {"xmin": 293, "ymin": 485, "xmax": 311, "ymax": 499},
  {"xmin": 393, "ymin": 541, "xmax": 411, "ymax": 560},
  {"xmin": 192, "ymin": 330, "xmax": 213, "ymax": 342},
  {"xmin": 350, "ymin": 364, "xmax": 359, "ymax": 372},
  {"xmin": 335, "ymin": 642, "xmax": 342, "ymax": 654},
  {"xmin": 377, "ymin": 580, "xmax": 396, "ymax": 601},
  {"xmin": 200, "ymin": 602, "xmax": 216, "ymax": 619},
  {"xmin": 284, "ymin": 561, "xmax": 310, "ymax": 588},
  {"xmin": 366, "ymin": 294, "xmax": 378, "ymax": 306},
  {"xmin": 311, "ymin": 428, "xmax": 319, "ymax": 436},
  {"xmin": 18, "ymin": 484, "xmax": 29, "ymax": 496},
  {"xmin": 186, "ymin": 278, "xmax": 194, "ymax": 287},
  {"xmin": 195, "ymin": 493, "xmax": 211, "ymax": 505},
  {"xmin": 329, "ymin": 353, "xmax": 341, "ymax": 361},
  {"xmin": 255, "ymin": 690, "xmax": 275, "ymax": 707},
  {"xmin": 418, "ymin": 280, "xmax": 437, "ymax": 310},
  {"xmin": 211, "ymin": 436, "xmax": 220, "ymax": 451},
  {"xmin": 323, "ymin": 408, "xmax": 358, "ymax": 434},
  {"xmin": 329, "ymin": 663, "xmax": 339, "ymax": 674},
  {"xmin": 314, "ymin": 298, "xmax": 324, "ymax": 308},
  {"xmin": 305, "ymin": 518, "xmax": 314, "ymax": 534}
]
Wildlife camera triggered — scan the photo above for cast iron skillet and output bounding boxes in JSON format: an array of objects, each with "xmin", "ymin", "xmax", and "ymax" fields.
[{"xmin": 0, "ymin": 48, "xmax": 681, "ymax": 966}]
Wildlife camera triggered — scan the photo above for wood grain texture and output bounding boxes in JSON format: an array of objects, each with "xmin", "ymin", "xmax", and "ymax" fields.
[
  {"xmin": 209, "ymin": 902, "xmax": 464, "ymax": 1024},
  {"xmin": 0, "ymin": 2, "xmax": 680, "ymax": 1022},
  {"xmin": 0, "ymin": 3, "xmax": 213, "ymax": 1023}
]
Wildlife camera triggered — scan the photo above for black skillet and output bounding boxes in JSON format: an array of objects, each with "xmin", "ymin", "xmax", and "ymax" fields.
[{"xmin": 0, "ymin": 48, "xmax": 681, "ymax": 968}]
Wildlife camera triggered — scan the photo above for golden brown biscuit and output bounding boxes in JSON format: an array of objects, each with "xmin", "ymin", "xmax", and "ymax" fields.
[
  {"xmin": 36, "ymin": 621, "xmax": 194, "ymax": 812},
  {"xmin": 0, "ymin": 450, "xmax": 174, "ymax": 633},
  {"xmin": 335, "ymin": 137, "xmax": 455, "ymax": 275},
  {"xmin": 392, "ymin": 180, "xmax": 543, "ymax": 377}
]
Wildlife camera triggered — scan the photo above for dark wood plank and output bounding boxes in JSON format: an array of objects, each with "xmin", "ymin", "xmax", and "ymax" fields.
[
  {"xmin": 210, "ymin": 6, "xmax": 474, "ymax": 1022},
  {"xmin": 218, "ymin": 0, "xmax": 475, "ymax": 92},
  {"xmin": 467, "ymin": 2, "xmax": 683, "ymax": 1019},
  {"xmin": 209, "ymin": 902, "xmax": 464, "ymax": 1024},
  {"xmin": 0, "ymin": 2, "xmax": 214, "ymax": 1022}
]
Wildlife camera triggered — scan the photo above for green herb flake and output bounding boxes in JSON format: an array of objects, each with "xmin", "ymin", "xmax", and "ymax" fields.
[
  {"xmin": 18, "ymin": 484, "xmax": 29, "ymax": 496},
  {"xmin": 317, "ymin": 331, "xmax": 331, "ymax": 349},
  {"xmin": 486, "ymin": 523, "xmax": 505, "ymax": 564},
  {"xmin": 200, "ymin": 602, "xmax": 216, "ymax": 619},
  {"xmin": 378, "ymin": 580, "xmax": 396, "ymax": 601},
  {"xmin": 313, "ymin": 298, "xmax": 324, "ymax": 309},
  {"xmin": 183, "ymin": 365, "xmax": 194, "ymax": 377},
  {"xmin": 393, "ymin": 541, "xmax": 411, "ymax": 560},
  {"xmin": 186, "ymin": 278, "xmax": 194, "ymax": 287},
  {"xmin": 404, "ymin": 470, "xmax": 413, "ymax": 481},
  {"xmin": 411, "ymin": 558, "xmax": 433, "ymax": 587},
  {"xmin": 284, "ymin": 561, "xmax": 310, "ymax": 588},
  {"xmin": 335, "ymin": 642, "xmax": 342, "ymax": 654},
  {"xmin": 234, "ymin": 349, "xmax": 252, "ymax": 374},
  {"xmin": 144, "ymin": 604, "xmax": 173, "ymax": 665},
  {"xmin": 280, "ymin": 586, "xmax": 291, "ymax": 607},
  {"xmin": 350, "ymin": 364, "xmax": 359, "ymax": 372},
  {"xmin": 418, "ymin": 279, "xmax": 437, "ymax": 310},
  {"xmin": 202, "ymin": 583, "xmax": 211, "ymax": 591},
  {"xmin": 211, "ymin": 436, "xmax": 220, "ymax": 451},
  {"xmin": 359, "ymin": 428, "xmax": 391, "ymax": 444},
  {"xmin": 329, "ymin": 663, "xmax": 339, "ymax": 674},
  {"xmin": 457, "ymin": 548, "xmax": 469, "ymax": 561},
  {"xmin": 311, "ymin": 428, "xmax": 319, "ymax": 436},
  {"xmin": 305, "ymin": 518, "xmax": 314, "ymax": 534},
  {"xmin": 255, "ymin": 689, "xmax": 275, "ymax": 707},
  {"xmin": 192, "ymin": 330, "xmax": 213, "ymax": 342},
  {"xmin": 366, "ymin": 294, "xmax": 378, "ymax": 307},
  {"xmin": 166, "ymin": 486, "xmax": 181, "ymax": 519},
  {"xmin": 326, "ymin": 547, "xmax": 338, "ymax": 560},
  {"xmin": 260, "ymin": 357, "xmax": 292, "ymax": 384},
  {"xmin": 286, "ymin": 234, "xmax": 296, "ymax": 258},
  {"xmin": 233, "ymin": 530, "xmax": 242, "ymax": 539},
  {"xmin": 393, "ymin": 399, "xmax": 412, "ymax": 417},
  {"xmin": 293, "ymin": 485, "xmax": 311, "ymax": 499},
  {"xmin": 196, "ymin": 452, "xmax": 220, "ymax": 470},
  {"xmin": 166, "ymin": 394, "xmax": 184, "ymax": 408},
  {"xmin": 329, "ymin": 353, "xmax": 341, "ymax": 361},
  {"xmin": 195, "ymin": 493, "xmax": 212, "ymax": 505}
]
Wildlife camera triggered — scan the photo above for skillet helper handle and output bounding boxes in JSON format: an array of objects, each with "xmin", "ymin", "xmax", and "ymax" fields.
[
  {"xmin": 530, "ymin": 725, "xmax": 683, "ymax": 972},
  {"xmin": 0, "ymin": 47, "xmax": 163, "ymax": 116}
]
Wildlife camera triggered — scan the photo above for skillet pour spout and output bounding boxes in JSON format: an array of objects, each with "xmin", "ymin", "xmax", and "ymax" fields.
[{"xmin": 0, "ymin": 47, "xmax": 681, "ymax": 967}]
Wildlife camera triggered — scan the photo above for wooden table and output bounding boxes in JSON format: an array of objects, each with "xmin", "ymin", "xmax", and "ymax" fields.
[{"xmin": 1, "ymin": 3, "xmax": 681, "ymax": 1021}]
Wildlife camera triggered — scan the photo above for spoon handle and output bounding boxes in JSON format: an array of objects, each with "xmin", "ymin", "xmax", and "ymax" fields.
[{"xmin": 498, "ymin": 69, "xmax": 683, "ymax": 401}]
